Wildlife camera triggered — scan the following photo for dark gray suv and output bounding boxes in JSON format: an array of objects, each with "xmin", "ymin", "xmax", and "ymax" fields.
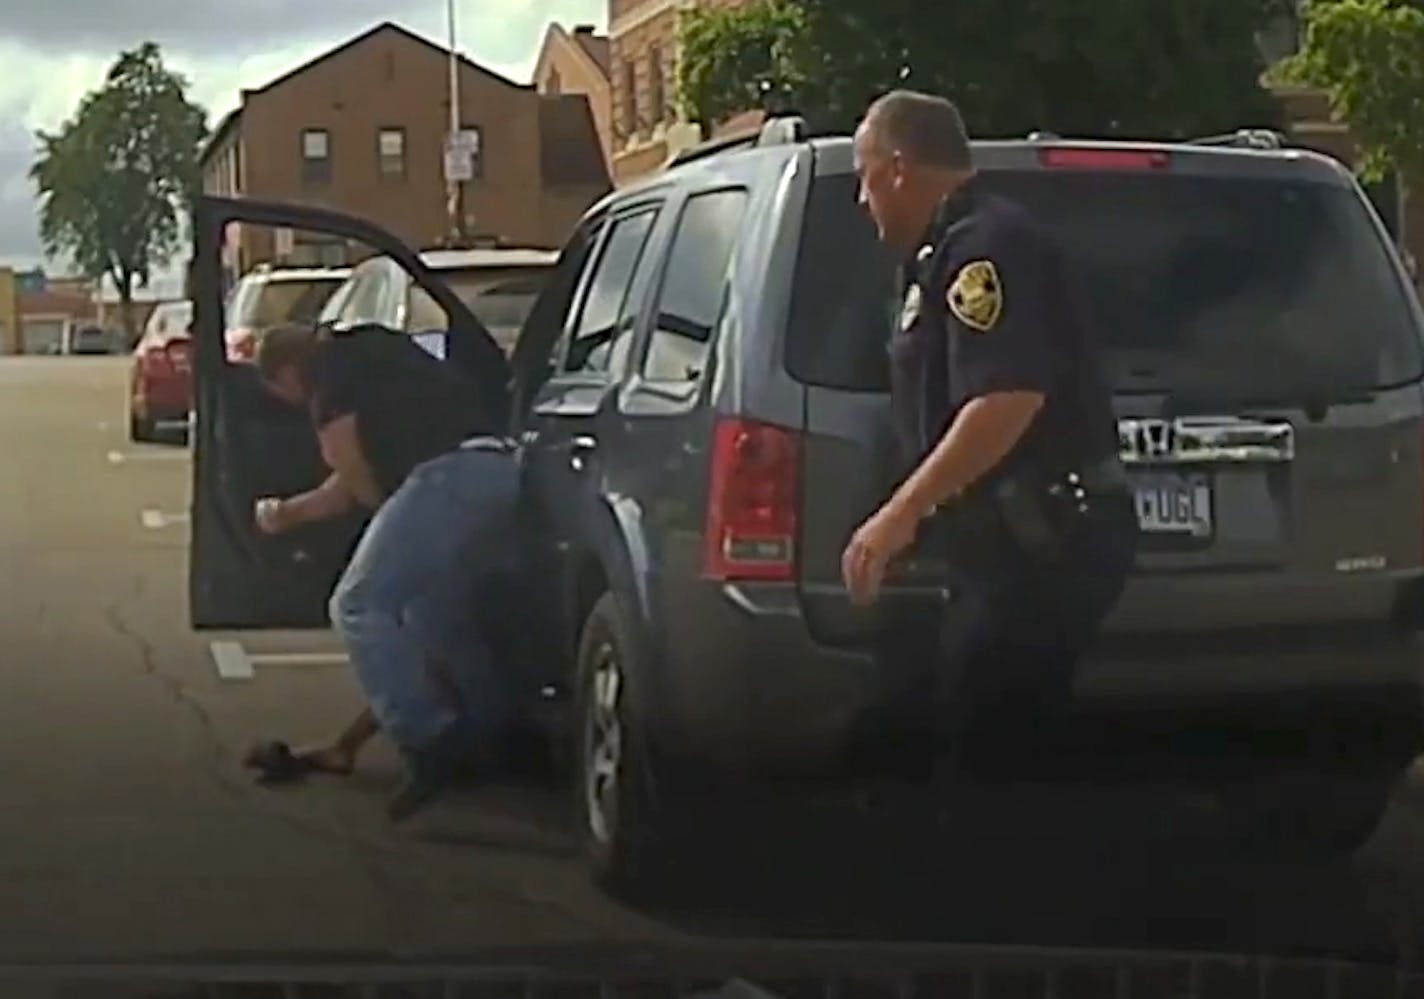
[{"xmin": 190, "ymin": 120, "xmax": 1424, "ymax": 896}]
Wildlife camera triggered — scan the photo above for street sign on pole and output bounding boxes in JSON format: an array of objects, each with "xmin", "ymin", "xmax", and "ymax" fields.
[{"xmin": 444, "ymin": 129, "xmax": 479, "ymax": 183}]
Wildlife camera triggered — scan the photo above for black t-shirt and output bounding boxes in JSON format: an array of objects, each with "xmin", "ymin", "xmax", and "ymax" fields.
[{"xmin": 305, "ymin": 325, "xmax": 500, "ymax": 498}]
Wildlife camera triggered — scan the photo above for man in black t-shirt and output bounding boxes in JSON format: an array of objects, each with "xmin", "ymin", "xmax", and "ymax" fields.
[{"xmin": 248, "ymin": 322, "xmax": 524, "ymax": 821}]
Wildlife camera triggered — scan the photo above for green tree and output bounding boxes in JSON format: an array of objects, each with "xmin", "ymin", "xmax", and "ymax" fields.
[
  {"xmin": 1276, "ymin": 0, "xmax": 1424, "ymax": 182},
  {"xmin": 678, "ymin": 0, "xmax": 1292, "ymax": 140},
  {"xmin": 31, "ymin": 43, "xmax": 207, "ymax": 342},
  {"xmin": 678, "ymin": 0, "xmax": 806, "ymax": 132}
]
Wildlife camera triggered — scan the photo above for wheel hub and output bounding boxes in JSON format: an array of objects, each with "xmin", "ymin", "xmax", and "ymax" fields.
[{"xmin": 583, "ymin": 641, "xmax": 623, "ymax": 845}]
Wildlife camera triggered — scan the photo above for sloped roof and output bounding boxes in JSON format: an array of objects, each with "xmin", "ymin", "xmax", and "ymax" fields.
[
  {"xmin": 573, "ymin": 29, "xmax": 610, "ymax": 76},
  {"xmin": 201, "ymin": 21, "xmax": 529, "ymax": 166}
]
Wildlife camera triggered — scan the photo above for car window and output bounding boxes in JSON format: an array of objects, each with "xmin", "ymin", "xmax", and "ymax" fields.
[
  {"xmin": 642, "ymin": 189, "xmax": 748, "ymax": 385},
  {"xmin": 406, "ymin": 282, "xmax": 449, "ymax": 334},
  {"xmin": 334, "ymin": 270, "xmax": 391, "ymax": 328},
  {"xmin": 562, "ymin": 209, "xmax": 658, "ymax": 378},
  {"xmin": 317, "ymin": 279, "xmax": 356, "ymax": 325},
  {"xmin": 976, "ymin": 170, "xmax": 1424, "ymax": 396},
  {"xmin": 782, "ymin": 169, "xmax": 1424, "ymax": 397},
  {"xmin": 231, "ymin": 276, "xmax": 344, "ymax": 328},
  {"xmin": 448, "ymin": 271, "xmax": 551, "ymax": 352}
]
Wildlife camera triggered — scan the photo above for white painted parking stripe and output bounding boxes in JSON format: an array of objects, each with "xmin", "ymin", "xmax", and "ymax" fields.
[
  {"xmin": 210, "ymin": 641, "xmax": 254, "ymax": 681},
  {"xmin": 251, "ymin": 652, "xmax": 349, "ymax": 668},
  {"xmin": 140, "ymin": 509, "xmax": 189, "ymax": 529},
  {"xmin": 108, "ymin": 448, "xmax": 188, "ymax": 464},
  {"xmin": 210, "ymin": 641, "xmax": 348, "ymax": 681}
]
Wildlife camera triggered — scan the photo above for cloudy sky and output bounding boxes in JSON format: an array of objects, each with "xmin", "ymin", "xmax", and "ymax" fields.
[{"xmin": 0, "ymin": 0, "xmax": 604, "ymax": 271}]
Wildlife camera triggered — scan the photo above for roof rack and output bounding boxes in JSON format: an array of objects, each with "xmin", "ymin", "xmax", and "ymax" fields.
[
  {"xmin": 664, "ymin": 112, "xmax": 809, "ymax": 169},
  {"xmin": 1186, "ymin": 128, "xmax": 1288, "ymax": 150}
]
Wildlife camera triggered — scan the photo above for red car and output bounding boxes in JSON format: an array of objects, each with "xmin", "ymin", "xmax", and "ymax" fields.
[{"xmin": 129, "ymin": 301, "xmax": 194, "ymax": 442}]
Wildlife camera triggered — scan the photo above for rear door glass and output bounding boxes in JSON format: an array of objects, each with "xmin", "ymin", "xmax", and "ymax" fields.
[
  {"xmin": 979, "ymin": 171, "xmax": 1424, "ymax": 398},
  {"xmin": 783, "ymin": 170, "xmax": 1424, "ymax": 399}
]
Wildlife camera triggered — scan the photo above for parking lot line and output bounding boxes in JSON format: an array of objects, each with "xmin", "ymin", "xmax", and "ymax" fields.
[
  {"xmin": 210, "ymin": 641, "xmax": 348, "ymax": 682},
  {"xmin": 140, "ymin": 509, "xmax": 190, "ymax": 529},
  {"xmin": 108, "ymin": 448, "xmax": 188, "ymax": 465},
  {"xmin": 209, "ymin": 641, "xmax": 254, "ymax": 681}
]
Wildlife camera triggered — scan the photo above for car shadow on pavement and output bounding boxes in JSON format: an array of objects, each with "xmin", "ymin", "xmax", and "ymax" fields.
[{"xmin": 632, "ymin": 779, "xmax": 1407, "ymax": 964}]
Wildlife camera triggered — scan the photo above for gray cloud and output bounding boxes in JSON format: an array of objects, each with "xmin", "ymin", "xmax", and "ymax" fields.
[
  {"xmin": 0, "ymin": 0, "xmax": 433, "ymax": 56},
  {"xmin": 0, "ymin": 118, "xmax": 43, "ymax": 265}
]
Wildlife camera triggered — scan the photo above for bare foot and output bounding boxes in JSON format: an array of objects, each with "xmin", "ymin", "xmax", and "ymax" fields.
[{"xmin": 291, "ymin": 744, "xmax": 355, "ymax": 776}]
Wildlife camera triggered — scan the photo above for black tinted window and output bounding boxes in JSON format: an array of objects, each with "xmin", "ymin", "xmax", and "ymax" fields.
[
  {"xmin": 980, "ymin": 171, "xmax": 1424, "ymax": 396},
  {"xmin": 643, "ymin": 188, "xmax": 748, "ymax": 384},
  {"xmin": 783, "ymin": 176, "xmax": 897, "ymax": 392},
  {"xmin": 564, "ymin": 210, "xmax": 657, "ymax": 377},
  {"xmin": 784, "ymin": 170, "xmax": 1424, "ymax": 397}
]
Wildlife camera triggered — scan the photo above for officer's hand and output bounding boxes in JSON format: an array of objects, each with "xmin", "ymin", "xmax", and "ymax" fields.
[
  {"xmin": 842, "ymin": 502, "xmax": 919, "ymax": 607},
  {"xmin": 254, "ymin": 497, "xmax": 293, "ymax": 536}
]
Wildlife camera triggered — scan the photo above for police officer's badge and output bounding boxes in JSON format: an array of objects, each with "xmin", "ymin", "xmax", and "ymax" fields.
[
  {"xmin": 899, "ymin": 282, "xmax": 922, "ymax": 332},
  {"xmin": 947, "ymin": 259, "xmax": 1003, "ymax": 332}
]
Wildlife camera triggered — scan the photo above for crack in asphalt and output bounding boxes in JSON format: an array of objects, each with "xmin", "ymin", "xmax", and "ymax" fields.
[{"xmin": 99, "ymin": 577, "xmax": 608, "ymax": 938}]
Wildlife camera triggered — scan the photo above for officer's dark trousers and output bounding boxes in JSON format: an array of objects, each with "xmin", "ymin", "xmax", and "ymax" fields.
[{"xmin": 875, "ymin": 493, "xmax": 1138, "ymax": 777}]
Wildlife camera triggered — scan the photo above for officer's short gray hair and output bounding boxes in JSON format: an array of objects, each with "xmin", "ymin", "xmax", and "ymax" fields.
[{"xmin": 863, "ymin": 90, "xmax": 972, "ymax": 171}]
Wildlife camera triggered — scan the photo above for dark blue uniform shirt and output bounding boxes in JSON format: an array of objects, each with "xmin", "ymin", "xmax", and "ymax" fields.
[{"xmin": 889, "ymin": 175, "xmax": 1119, "ymax": 492}]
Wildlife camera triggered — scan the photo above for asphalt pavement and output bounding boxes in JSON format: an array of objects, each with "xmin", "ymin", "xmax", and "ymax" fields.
[{"xmin": 7, "ymin": 355, "xmax": 1424, "ymax": 967}]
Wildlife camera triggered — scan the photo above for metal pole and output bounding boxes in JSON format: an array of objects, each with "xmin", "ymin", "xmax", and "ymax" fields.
[{"xmin": 445, "ymin": 0, "xmax": 461, "ymax": 244}]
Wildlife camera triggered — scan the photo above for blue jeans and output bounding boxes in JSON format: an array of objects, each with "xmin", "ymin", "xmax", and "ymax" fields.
[{"xmin": 329, "ymin": 445, "xmax": 523, "ymax": 754}]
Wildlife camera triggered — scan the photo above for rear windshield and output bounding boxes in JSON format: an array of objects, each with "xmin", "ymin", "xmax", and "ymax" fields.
[
  {"xmin": 784, "ymin": 169, "xmax": 1424, "ymax": 398},
  {"xmin": 447, "ymin": 271, "xmax": 550, "ymax": 341},
  {"xmin": 229, "ymin": 276, "xmax": 343, "ymax": 328}
]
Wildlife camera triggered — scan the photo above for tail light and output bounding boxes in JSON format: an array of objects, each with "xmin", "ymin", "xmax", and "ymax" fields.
[
  {"xmin": 703, "ymin": 417, "xmax": 800, "ymax": 582},
  {"xmin": 1039, "ymin": 147, "xmax": 1169, "ymax": 170},
  {"xmin": 165, "ymin": 338, "xmax": 191, "ymax": 370}
]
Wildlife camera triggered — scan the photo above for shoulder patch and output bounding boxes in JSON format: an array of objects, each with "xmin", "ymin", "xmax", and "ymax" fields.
[{"xmin": 947, "ymin": 259, "xmax": 1002, "ymax": 333}]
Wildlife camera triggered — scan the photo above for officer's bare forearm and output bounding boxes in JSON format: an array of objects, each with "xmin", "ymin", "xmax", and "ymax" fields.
[
  {"xmin": 284, "ymin": 473, "xmax": 355, "ymax": 524},
  {"xmin": 890, "ymin": 391, "xmax": 1044, "ymax": 516}
]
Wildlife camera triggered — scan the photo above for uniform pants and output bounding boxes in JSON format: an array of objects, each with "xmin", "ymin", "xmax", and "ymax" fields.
[
  {"xmin": 877, "ymin": 492, "xmax": 1138, "ymax": 774},
  {"xmin": 328, "ymin": 446, "xmax": 524, "ymax": 754}
]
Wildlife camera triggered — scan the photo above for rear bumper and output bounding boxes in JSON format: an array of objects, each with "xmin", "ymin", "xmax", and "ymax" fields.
[
  {"xmin": 132, "ymin": 369, "xmax": 191, "ymax": 419},
  {"xmin": 655, "ymin": 582, "xmax": 1424, "ymax": 777}
]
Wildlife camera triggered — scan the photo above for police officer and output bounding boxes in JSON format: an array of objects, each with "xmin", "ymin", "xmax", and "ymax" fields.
[{"xmin": 842, "ymin": 90, "xmax": 1138, "ymax": 774}]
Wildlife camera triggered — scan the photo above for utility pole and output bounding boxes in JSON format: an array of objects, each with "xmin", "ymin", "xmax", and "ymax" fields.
[{"xmin": 444, "ymin": 0, "xmax": 465, "ymax": 246}]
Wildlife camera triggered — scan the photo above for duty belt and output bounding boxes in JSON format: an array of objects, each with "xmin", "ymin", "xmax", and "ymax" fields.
[{"xmin": 1060, "ymin": 453, "xmax": 1129, "ymax": 495}]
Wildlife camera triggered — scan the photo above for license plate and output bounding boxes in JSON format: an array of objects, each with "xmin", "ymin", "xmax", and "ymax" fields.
[{"xmin": 1133, "ymin": 472, "xmax": 1212, "ymax": 537}]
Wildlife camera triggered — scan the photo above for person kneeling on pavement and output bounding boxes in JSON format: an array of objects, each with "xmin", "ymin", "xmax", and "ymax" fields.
[{"xmin": 241, "ymin": 321, "xmax": 526, "ymax": 821}]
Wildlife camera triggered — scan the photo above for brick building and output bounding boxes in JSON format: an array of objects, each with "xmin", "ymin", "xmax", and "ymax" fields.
[
  {"xmin": 533, "ymin": 23, "xmax": 613, "ymax": 170},
  {"xmin": 607, "ymin": 0, "xmax": 751, "ymax": 184},
  {"xmin": 201, "ymin": 22, "xmax": 611, "ymax": 273}
]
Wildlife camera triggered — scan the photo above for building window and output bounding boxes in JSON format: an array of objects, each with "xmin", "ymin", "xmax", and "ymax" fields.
[
  {"xmin": 377, "ymin": 127, "xmax": 406, "ymax": 180},
  {"xmin": 648, "ymin": 45, "xmax": 665, "ymax": 127},
  {"xmin": 301, "ymin": 128, "xmax": 330, "ymax": 186},
  {"xmin": 621, "ymin": 59, "xmax": 637, "ymax": 139}
]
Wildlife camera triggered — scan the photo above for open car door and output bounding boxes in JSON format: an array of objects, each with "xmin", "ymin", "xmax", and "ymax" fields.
[{"xmin": 188, "ymin": 196, "xmax": 511, "ymax": 629}]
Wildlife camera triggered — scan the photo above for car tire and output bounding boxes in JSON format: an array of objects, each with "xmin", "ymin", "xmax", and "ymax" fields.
[
  {"xmin": 129, "ymin": 411, "xmax": 152, "ymax": 443},
  {"xmin": 1217, "ymin": 767, "xmax": 1398, "ymax": 858},
  {"xmin": 575, "ymin": 591, "xmax": 680, "ymax": 899}
]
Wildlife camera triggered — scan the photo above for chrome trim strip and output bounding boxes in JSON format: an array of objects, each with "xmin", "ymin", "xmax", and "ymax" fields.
[{"xmin": 1117, "ymin": 415, "xmax": 1295, "ymax": 466}]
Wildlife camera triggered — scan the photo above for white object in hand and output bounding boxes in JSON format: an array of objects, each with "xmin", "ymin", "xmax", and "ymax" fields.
[{"xmin": 254, "ymin": 497, "xmax": 284, "ymax": 535}]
